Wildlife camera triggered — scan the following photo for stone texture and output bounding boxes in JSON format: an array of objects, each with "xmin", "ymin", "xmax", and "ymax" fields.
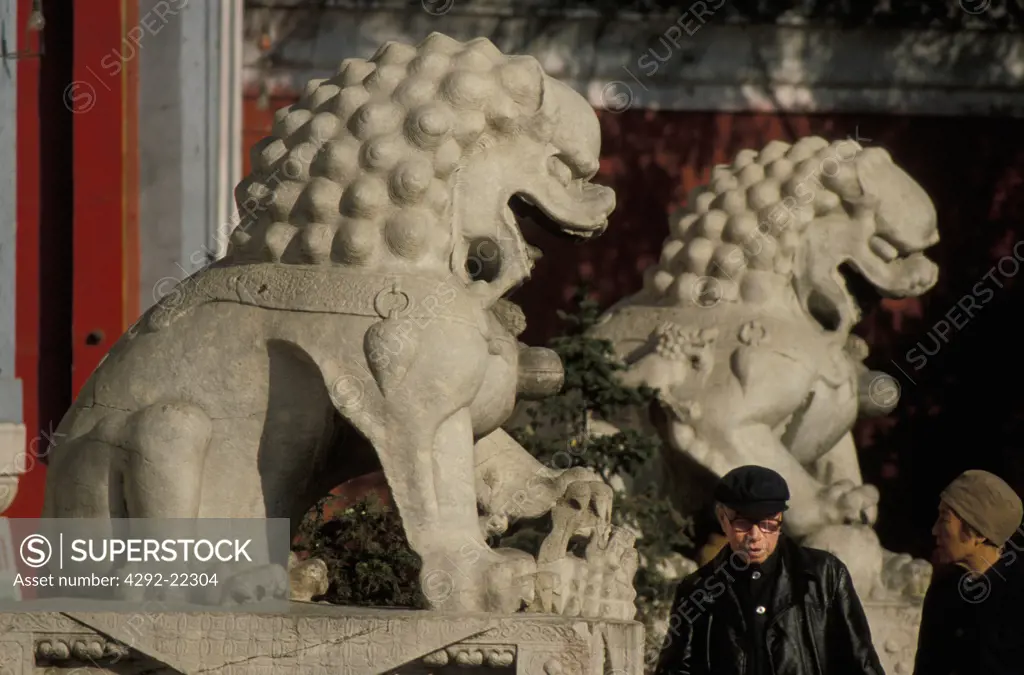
[
  {"xmin": 0, "ymin": 604, "xmax": 645, "ymax": 674},
  {"xmin": 287, "ymin": 552, "xmax": 330, "ymax": 602},
  {"xmin": 863, "ymin": 602, "xmax": 925, "ymax": 675},
  {"xmin": 588, "ymin": 137, "xmax": 940, "ymax": 662},
  {"xmin": 0, "ymin": 422, "xmax": 26, "ymax": 513}
]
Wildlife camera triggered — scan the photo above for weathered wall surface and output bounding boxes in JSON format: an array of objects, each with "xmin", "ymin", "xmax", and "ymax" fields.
[{"xmin": 241, "ymin": 3, "xmax": 1024, "ymax": 116}]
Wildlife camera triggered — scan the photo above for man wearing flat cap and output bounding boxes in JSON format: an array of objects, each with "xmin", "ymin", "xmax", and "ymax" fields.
[
  {"xmin": 913, "ymin": 469, "xmax": 1024, "ymax": 675},
  {"xmin": 654, "ymin": 465, "xmax": 883, "ymax": 675}
]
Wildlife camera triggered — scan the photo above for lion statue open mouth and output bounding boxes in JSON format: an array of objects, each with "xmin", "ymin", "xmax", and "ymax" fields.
[{"xmin": 42, "ymin": 34, "xmax": 634, "ymax": 616}]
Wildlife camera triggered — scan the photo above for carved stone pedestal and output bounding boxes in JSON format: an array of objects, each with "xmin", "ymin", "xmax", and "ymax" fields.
[
  {"xmin": 0, "ymin": 421, "xmax": 26, "ymax": 512},
  {"xmin": 0, "ymin": 603, "xmax": 644, "ymax": 674},
  {"xmin": 863, "ymin": 601, "xmax": 923, "ymax": 675}
]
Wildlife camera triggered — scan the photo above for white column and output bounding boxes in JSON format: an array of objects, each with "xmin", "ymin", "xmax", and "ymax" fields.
[
  {"xmin": 138, "ymin": 0, "xmax": 244, "ymax": 313},
  {"xmin": 215, "ymin": 0, "xmax": 244, "ymax": 259},
  {"xmin": 0, "ymin": 0, "xmax": 26, "ymax": 512}
]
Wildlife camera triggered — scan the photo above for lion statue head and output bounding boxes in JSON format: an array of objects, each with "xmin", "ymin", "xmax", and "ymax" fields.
[
  {"xmin": 228, "ymin": 32, "xmax": 615, "ymax": 306},
  {"xmin": 637, "ymin": 136, "xmax": 939, "ymax": 334}
]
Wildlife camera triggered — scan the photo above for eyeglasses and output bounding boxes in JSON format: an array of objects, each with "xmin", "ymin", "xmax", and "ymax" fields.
[{"xmin": 727, "ymin": 516, "xmax": 782, "ymax": 534}]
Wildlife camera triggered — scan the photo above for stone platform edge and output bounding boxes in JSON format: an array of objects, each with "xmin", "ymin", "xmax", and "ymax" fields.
[{"xmin": 0, "ymin": 602, "xmax": 646, "ymax": 675}]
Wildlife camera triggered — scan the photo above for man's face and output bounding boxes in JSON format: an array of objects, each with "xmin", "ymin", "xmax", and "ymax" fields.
[
  {"xmin": 932, "ymin": 501, "xmax": 985, "ymax": 565},
  {"xmin": 717, "ymin": 505, "xmax": 783, "ymax": 565}
]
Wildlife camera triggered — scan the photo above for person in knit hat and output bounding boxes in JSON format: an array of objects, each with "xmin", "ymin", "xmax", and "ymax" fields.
[
  {"xmin": 934, "ymin": 469, "xmax": 1023, "ymax": 565},
  {"xmin": 913, "ymin": 470, "xmax": 1024, "ymax": 675}
]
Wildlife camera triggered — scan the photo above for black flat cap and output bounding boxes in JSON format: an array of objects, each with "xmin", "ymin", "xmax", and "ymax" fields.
[{"xmin": 714, "ymin": 465, "xmax": 790, "ymax": 519}]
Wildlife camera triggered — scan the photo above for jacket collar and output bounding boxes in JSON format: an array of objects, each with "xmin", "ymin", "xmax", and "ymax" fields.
[
  {"xmin": 707, "ymin": 536, "xmax": 814, "ymax": 627},
  {"xmin": 782, "ymin": 536, "xmax": 826, "ymax": 576}
]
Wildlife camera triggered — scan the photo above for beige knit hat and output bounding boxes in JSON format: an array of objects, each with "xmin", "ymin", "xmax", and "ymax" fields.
[{"xmin": 940, "ymin": 470, "xmax": 1023, "ymax": 547}]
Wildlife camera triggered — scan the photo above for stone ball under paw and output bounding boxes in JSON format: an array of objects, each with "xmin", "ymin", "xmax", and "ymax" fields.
[
  {"xmin": 803, "ymin": 524, "xmax": 884, "ymax": 600},
  {"xmin": 288, "ymin": 556, "xmax": 330, "ymax": 602}
]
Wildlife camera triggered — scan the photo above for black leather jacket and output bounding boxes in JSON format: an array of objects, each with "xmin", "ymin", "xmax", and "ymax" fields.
[{"xmin": 654, "ymin": 537, "xmax": 884, "ymax": 675}]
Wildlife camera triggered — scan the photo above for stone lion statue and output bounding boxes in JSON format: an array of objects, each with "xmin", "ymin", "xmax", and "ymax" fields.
[
  {"xmin": 42, "ymin": 33, "xmax": 635, "ymax": 617},
  {"xmin": 588, "ymin": 137, "xmax": 936, "ymax": 601}
]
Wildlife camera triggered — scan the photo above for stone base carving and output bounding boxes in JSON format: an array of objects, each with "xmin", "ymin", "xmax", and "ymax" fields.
[
  {"xmin": 0, "ymin": 603, "xmax": 644, "ymax": 674},
  {"xmin": 0, "ymin": 421, "xmax": 26, "ymax": 512},
  {"xmin": 862, "ymin": 601, "xmax": 923, "ymax": 675}
]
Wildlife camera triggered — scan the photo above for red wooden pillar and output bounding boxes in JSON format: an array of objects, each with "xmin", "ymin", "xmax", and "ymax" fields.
[{"xmin": 71, "ymin": 0, "xmax": 140, "ymax": 396}]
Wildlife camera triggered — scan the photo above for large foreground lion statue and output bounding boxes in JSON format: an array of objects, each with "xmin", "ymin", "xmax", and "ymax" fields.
[{"xmin": 43, "ymin": 34, "xmax": 632, "ymax": 616}]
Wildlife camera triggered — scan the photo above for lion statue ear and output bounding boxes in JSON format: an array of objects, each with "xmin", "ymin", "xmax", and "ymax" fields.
[
  {"xmin": 493, "ymin": 55, "xmax": 555, "ymax": 141},
  {"xmin": 817, "ymin": 148, "xmax": 885, "ymax": 219},
  {"xmin": 844, "ymin": 147, "xmax": 902, "ymax": 218},
  {"xmin": 499, "ymin": 55, "xmax": 547, "ymax": 114}
]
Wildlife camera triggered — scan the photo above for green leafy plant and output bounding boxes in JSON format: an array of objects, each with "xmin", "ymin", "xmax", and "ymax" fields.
[
  {"xmin": 293, "ymin": 493, "xmax": 425, "ymax": 608},
  {"xmin": 508, "ymin": 286, "xmax": 695, "ymax": 642}
]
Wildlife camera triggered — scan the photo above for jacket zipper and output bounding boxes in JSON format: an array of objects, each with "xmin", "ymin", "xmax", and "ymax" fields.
[{"xmin": 706, "ymin": 614, "xmax": 713, "ymax": 673}]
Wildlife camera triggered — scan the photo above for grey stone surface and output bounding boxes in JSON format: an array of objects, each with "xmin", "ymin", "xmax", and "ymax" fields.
[
  {"xmin": 0, "ymin": 603, "xmax": 645, "ymax": 674},
  {"xmin": 860, "ymin": 601, "xmax": 924, "ymax": 675},
  {"xmin": 0, "ymin": 422, "xmax": 24, "ymax": 511}
]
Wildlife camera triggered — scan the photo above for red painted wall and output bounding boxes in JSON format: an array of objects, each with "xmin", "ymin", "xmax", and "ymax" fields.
[
  {"xmin": 9, "ymin": 0, "xmax": 78, "ymax": 518},
  {"xmin": 71, "ymin": 0, "xmax": 140, "ymax": 397}
]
